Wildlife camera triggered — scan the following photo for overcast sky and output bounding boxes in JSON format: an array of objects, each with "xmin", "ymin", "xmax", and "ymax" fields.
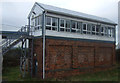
[{"xmin": 0, "ymin": 0, "xmax": 119, "ymax": 44}]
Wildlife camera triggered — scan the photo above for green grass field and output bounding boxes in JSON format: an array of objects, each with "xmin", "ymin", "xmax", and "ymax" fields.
[{"xmin": 2, "ymin": 65, "xmax": 119, "ymax": 82}]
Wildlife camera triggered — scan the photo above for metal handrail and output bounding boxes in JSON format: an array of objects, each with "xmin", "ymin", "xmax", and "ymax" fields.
[{"xmin": 1, "ymin": 25, "xmax": 30, "ymax": 54}]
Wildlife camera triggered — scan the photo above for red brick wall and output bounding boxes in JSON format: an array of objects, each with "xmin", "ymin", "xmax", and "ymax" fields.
[{"xmin": 32, "ymin": 37, "xmax": 116, "ymax": 79}]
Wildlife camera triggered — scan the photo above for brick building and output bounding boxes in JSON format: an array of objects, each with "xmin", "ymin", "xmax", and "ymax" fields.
[{"xmin": 28, "ymin": 2, "xmax": 117, "ymax": 79}]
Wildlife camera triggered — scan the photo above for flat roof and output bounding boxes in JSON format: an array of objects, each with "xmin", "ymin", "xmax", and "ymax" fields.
[{"xmin": 35, "ymin": 2, "xmax": 117, "ymax": 25}]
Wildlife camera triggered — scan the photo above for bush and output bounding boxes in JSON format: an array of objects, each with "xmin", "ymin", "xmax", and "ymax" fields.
[{"xmin": 3, "ymin": 47, "xmax": 29, "ymax": 67}]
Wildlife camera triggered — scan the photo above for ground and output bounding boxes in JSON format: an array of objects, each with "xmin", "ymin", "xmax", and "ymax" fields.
[{"xmin": 2, "ymin": 65, "xmax": 120, "ymax": 82}]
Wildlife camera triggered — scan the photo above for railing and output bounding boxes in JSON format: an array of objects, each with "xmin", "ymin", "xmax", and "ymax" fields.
[{"xmin": 1, "ymin": 25, "xmax": 30, "ymax": 55}]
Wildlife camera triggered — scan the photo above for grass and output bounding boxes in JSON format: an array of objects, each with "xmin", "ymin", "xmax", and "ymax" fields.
[
  {"xmin": 2, "ymin": 66, "xmax": 119, "ymax": 82},
  {"xmin": 66, "ymin": 68, "xmax": 119, "ymax": 81}
]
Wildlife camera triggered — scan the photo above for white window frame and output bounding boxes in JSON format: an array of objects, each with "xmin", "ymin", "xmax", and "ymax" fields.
[
  {"xmin": 96, "ymin": 25, "xmax": 100, "ymax": 35},
  {"xmin": 60, "ymin": 19, "xmax": 66, "ymax": 32},
  {"xmin": 92, "ymin": 24, "xmax": 96, "ymax": 35},
  {"xmin": 34, "ymin": 15, "xmax": 42, "ymax": 31},
  {"xmin": 82, "ymin": 23, "xmax": 87, "ymax": 34},
  {"xmin": 46, "ymin": 16, "xmax": 58, "ymax": 31},
  {"xmin": 111, "ymin": 28, "xmax": 115, "ymax": 38},
  {"xmin": 87, "ymin": 23, "xmax": 92, "ymax": 34},
  {"xmin": 65, "ymin": 20, "xmax": 71, "ymax": 32},
  {"xmin": 71, "ymin": 21, "xmax": 77, "ymax": 33},
  {"xmin": 76, "ymin": 22, "xmax": 82, "ymax": 33},
  {"xmin": 100, "ymin": 26, "xmax": 105, "ymax": 36}
]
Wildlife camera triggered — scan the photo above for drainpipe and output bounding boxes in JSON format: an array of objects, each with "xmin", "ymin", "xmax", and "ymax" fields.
[{"xmin": 42, "ymin": 11, "xmax": 46, "ymax": 79}]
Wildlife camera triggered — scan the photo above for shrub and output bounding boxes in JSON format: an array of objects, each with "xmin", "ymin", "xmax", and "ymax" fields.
[{"xmin": 3, "ymin": 47, "xmax": 29, "ymax": 67}]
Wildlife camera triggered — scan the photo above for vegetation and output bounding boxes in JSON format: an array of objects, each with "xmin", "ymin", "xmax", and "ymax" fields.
[
  {"xmin": 2, "ymin": 66, "xmax": 119, "ymax": 82},
  {"xmin": 3, "ymin": 47, "xmax": 29, "ymax": 67}
]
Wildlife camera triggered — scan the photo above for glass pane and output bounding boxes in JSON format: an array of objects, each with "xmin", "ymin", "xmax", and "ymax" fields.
[
  {"xmin": 87, "ymin": 24, "xmax": 91, "ymax": 31},
  {"xmin": 60, "ymin": 28, "xmax": 64, "ymax": 31},
  {"xmin": 112, "ymin": 28, "xmax": 115, "ymax": 37},
  {"xmin": 96, "ymin": 25, "xmax": 100, "ymax": 33},
  {"xmin": 76, "ymin": 29, "xmax": 80, "ymax": 33},
  {"xmin": 39, "ymin": 16, "xmax": 42, "ymax": 25},
  {"xmin": 105, "ymin": 27, "xmax": 108, "ymax": 36},
  {"xmin": 77, "ymin": 22, "xmax": 81, "ymax": 29},
  {"xmin": 60, "ymin": 20, "xmax": 64, "ymax": 27},
  {"xmin": 71, "ymin": 29, "xmax": 76, "ymax": 32},
  {"xmin": 35, "ymin": 18, "xmax": 37, "ymax": 26},
  {"xmin": 101, "ymin": 27, "xmax": 104, "ymax": 32},
  {"xmin": 46, "ymin": 26, "xmax": 51, "ymax": 30},
  {"xmin": 46, "ymin": 17, "xmax": 51, "ymax": 25},
  {"xmin": 83, "ymin": 24, "xmax": 86, "ymax": 30},
  {"xmin": 92, "ymin": 25, "xmax": 96, "ymax": 31},
  {"xmin": 66, "ymin": 29, "xmax": 70, "ymax": 32},
  {"xmin": 38, "ymin": 17, "xmax": 39, "ymax": 25},
  {"xmin": 83, "ymin": 31, "xmax": 86, "ymax": 34},
  {"xmin": 66, "ymin": 20, "xmax": 70, "ymax": 28},
  {"xmin": 72, "ymin": 21, "xmax": 76, "ymax": 28},
  {"xmin": 52, "ymin": 27, "xmax": 57, "ymax": 31},
  {"xmin": 52, "ymin": 18, "xmax": 57, "ymax": 26},
  {"xmin": 92, "ymin": 32, "xmax": 95, "ymax": 35}
]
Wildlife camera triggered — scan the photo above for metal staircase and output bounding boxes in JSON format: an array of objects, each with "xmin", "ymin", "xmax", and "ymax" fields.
[
  {"xmin": 1, "ymin": 25, "xmax": 34, "ymax": 78},
  {"xmin": 2, "ymin": 36, "xmax": 27, "ymax": 55}
]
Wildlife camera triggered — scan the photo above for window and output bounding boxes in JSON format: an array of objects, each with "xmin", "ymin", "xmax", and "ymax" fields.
[
  {"xmin": 71, "ymin": 21, "xmax": 76, "ymax": 32},
  {"xmin": 92, "ymin": 25, "xmax": 96, "ymax": 35},
  {"xmin": 35, "ymin": 17, "xmax": 38, "ymax": 26},
  {"xmin": 82, "ymin": 24, "xmax": 87, "ymax": 34},
  {"xmin": 104, "ymin": 27, "xmax": 108, "ymax": 36},
  {"xmin": 76, "ymin": 22, "xmax": 82, "ymax": 33},
  {"xmin": 52, "ymin": 18, "xmax": 58, "ymax": 31},
  {"xmin": 108, "ymin": 27, "xmax": 115, "ymax": 37},
  {"xmin": 66, "ymin": 20, "xmax": 71, "ymax": 32},
  {"xmin": 34, "ymin": 15, "xmax": 42, "ymax": 31},
  {"xmin": 60, "ymin": 19, "xmax": 65, "ymax": 31},
  {"xmin": 96, "ymin": 25, "xmax": 100, "ymax": 35},
  {"xmin": 46, "ymin": 17, "xmax": 51, "ymax": 25},
  {"xmin": 60, "ymin": 19, "xmax": 71, "ymax": 32},
  {"xmin": 87, "ymin": 24, "xmax": 91, "ymax": 34},
  {"xmin": 111, "ymin": 28, "xmax": 115, "ymax": 37},
  {"xmin": 46, "ymin": 17, "xmax": 51, "ymax": 30},
  {"xmin": 101, "ymin": 26, "xmax": 105, "ymax": 36},
  {"xmin": 46, "ymin": 16, "xmax": 58, "ymax": 31}
]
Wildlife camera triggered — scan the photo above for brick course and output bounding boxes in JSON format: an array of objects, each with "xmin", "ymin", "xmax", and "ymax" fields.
[{"xmin": 31, "ymin": 37, "xmax": 116, "ymax": 79}]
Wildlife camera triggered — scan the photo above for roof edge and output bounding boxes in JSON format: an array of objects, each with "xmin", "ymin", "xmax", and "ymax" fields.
[
  {"xmin": 47, "ymin": 10, "xmax": 117, "ymax": 26},
  {"xmin": 27, "ymin": 2, "xmax": 45, "ymax": 19}
]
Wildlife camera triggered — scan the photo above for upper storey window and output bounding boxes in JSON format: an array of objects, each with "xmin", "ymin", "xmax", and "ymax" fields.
[
  {"xmin": 92, "ymin": 25, "xmax": 96, "ymax": 35},
  {"xmin": 108, "ymin": 27, "xmax": 115, "ymax": 37},
  {"xmin": 101, "ymin": 26, "xmax": 105, "ymax": 36},
  {"xmin": 66, "ymin": 20, "xmax": 71, "ymax": 32},
  {"xmin": 34, "ymin": 15, "xmax": 42, "ymax": 31},
  {"xmin": 83, "ymin": 23, "xmax": 87, "ymax": 34},
  {"xmin": 60, "ymin": 19, "xmax": 71, "ymax": 32},
  {"xmin": 60, "ymin": 19, "xmax": 65, "ymax": 32},
  {"xmin": 71, "ymin": 21, "xmax": 82, "ymax": 33},
  {"xmin": 76, "ymin": 22, "xmax": 82, "ymax": 33},
  {"xmin": 96, "ymin": 25, "xmax": 100, "ymax": 35},
  {"xmin": 104, "ymin": 27, "xmax": 108, "ymax": 36},
  {"xmin": 87, "ymin": 24, "xmax": 92, "ymax": 34},
  {"xmin": 44, "ymin": 16, "xmax": 115, "ymax": 38},
  {"xmin": 46, "ymin": 16, "xmax": 58, "ymax": 31},
  {"xmin": 71, "ymin": 21, "xmax": 76, "ymax": 32}
]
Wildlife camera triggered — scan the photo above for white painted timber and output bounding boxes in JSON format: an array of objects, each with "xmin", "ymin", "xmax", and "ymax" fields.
[{"xmin": 46, "ymin": 30, "xmax": 115, "ymax": 42}]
